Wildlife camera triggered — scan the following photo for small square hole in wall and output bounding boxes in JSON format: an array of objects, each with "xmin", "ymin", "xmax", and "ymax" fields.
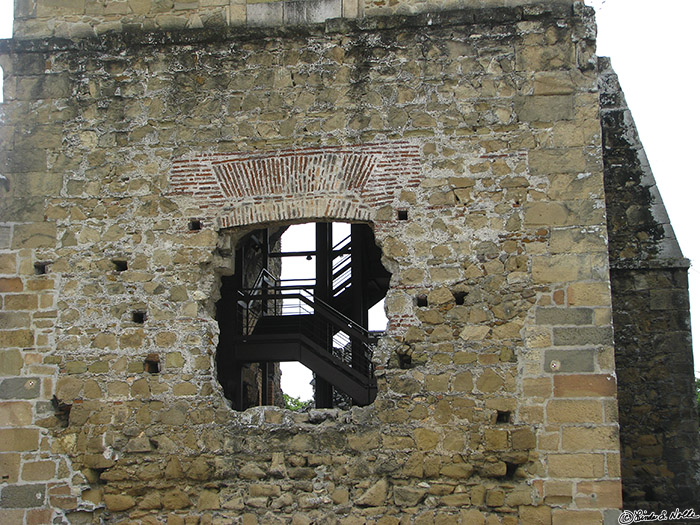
[
  {"xmin": 34, "ymin": 262, "xmax": 49, "ymax": 275},
  {"xmin": 398, "ymin": 354, "xmax": 412, "ymax": 369},
  {"xmin": 397, "ymin": 210, "xmax": 409, "ymax": 221},
  {"xmin": 496, "ymin": 410, "xmax": 511, "ymax": 424},
  {"xmin": 112, "ymin": 260, "xmax": 128, "ymax": 272},
  {"xmin": 188, "ymin": 219, "xmax": 202, "ymax": 231},
  {"xmin": 144, "ymin": 353, "xmax": 160, "ymax": 374},
  {"xmin": 132, "ymin": 311, "xmax": 146, "ymax": 324},
  {"xmin": 452, "ymin": 291, "xmax": 466, "ymax": 305},
  {"xmin": 416, "ymin": 295, "xmax": 428, "ymax": 307}
]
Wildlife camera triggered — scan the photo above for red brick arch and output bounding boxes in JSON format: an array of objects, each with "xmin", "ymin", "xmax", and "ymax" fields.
[{"xmin": 168, "ymin": 142, "xmax": 421, "ymax": 228}]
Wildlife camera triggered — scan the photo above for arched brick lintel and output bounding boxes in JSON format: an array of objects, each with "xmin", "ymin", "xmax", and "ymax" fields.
[
  {"xmin": 217, "ymin": 196, "xmax": 372, "ymax": 229},
  {"xmin": 168, "ymin": 141, "xmax": 421, "ymax": 229}
]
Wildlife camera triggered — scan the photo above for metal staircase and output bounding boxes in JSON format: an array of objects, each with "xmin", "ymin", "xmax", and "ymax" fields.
[
  {"xmin": 216, "ymin": 223, "xmax": 391, "ymax": 410},
  {"xmin": 232, "ymin": 269, "xmax": 379, "ymax": 406}
]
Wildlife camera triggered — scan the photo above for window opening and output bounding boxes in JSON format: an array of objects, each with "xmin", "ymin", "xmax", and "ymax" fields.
[{"xmin": 215, "ymin": 222, "xmax": 391, "ymax": 411}]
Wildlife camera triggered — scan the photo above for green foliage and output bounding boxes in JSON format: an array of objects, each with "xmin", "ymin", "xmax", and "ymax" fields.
[{"xmin": 283, "ymin": 393, "xmax": 312, "ymax": 412}]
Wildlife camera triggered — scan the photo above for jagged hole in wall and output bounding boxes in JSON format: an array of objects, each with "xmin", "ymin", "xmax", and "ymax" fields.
[{"xmin": 216, "ymin": 222, "xmax": 390, "ymax": 411}]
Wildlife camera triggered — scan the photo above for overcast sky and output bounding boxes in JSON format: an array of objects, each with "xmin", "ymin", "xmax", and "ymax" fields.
[{"xmin": 0, "ymin": 1, "xmax": 697, "ymax": 386}]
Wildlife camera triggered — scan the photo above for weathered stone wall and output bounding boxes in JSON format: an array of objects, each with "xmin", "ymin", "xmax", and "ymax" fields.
[
  {"xmin": 12, "ymin": 0, "xmax": 573, "ymax": 39},
  {"xmin": 599, "ymin": 58, "xmax": 700, "ymax": 512},
  {"xmin": 0, "ymin": 3, "xmax": 625, "ymax": 523}
]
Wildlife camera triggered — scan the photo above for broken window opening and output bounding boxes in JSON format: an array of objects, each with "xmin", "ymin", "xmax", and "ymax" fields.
[{"xmin": 215, "ymin": 222, "xmax": 390, "ymax": 411}]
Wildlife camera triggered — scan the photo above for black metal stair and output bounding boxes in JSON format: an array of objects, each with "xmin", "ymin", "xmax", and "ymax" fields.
[
  {"xmin": 233, "ymin": 286, "xmax": 378, "ymax": 406},
  {"xmin": 233, "ymin": 331, "xmax": 376, "ymax": 405}
]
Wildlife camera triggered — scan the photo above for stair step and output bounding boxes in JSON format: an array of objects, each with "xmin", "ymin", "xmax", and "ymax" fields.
[{"xmin": 233, "ymin": 334, "xmax": 376, "ymax": 405}]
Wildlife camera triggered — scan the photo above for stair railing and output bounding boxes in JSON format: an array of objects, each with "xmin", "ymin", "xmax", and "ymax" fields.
[{"xmin": 237, "ymin": 268, "xmax": 379, "ymax": 378}]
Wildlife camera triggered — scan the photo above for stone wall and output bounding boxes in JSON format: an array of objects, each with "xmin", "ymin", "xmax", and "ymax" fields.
[
  {"xmin": 0, "ymin": 3, "xmax": 625, "ymax": 523},
  {"xmin": 599, "ymin": 58, "xmax": 700, "ymax": 512},
  {"xmin": 12, "ymin": 0, "xmax": 573, "ymax": 39}
]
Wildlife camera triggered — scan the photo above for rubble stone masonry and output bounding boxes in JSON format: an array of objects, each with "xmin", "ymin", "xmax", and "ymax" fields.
[{"xmin": 0, "ymin": 0, "xmax": 694, "ymax": 523}]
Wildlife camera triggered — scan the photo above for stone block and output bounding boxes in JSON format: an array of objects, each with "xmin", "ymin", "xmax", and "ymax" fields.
[
  {"xmin": 162, "ymin": 489, "xmax": 191, "ymax": 509},
  {"xmin": 529, "ymin": 149, "xmax": 586, "ymax": 175},
  {"xmin": 3, "ymin": 295, "xmax": 39, "ymax": 311},
  {"xmin": 441, "ymin": 493, "xmax": 471, "ymax": 506},
  {"xmin": 484, "ymin": 429, "xmax": 508, "ymax": 450},
  {"xmin": 127, "ymin": 0, "xmax": 152, "ymax": 15},
  {"xmin": 531, "ymin": 255, "xmax": 590, "ymax": 284},
  {"xmin": 104, "ymin": 494, "xmax": 136, "ymax": 511},
  {"xmin": 16, "ymin": 75, "xmax": 71, "ymax": 101},
  {"xmin": 0, "ymin": 401, "xmax": 33, "ymax": 426},
  {"xmin": 0, "ymin": 484, "xmax": 45, "ymax": 508},
  {"xmin": 247, "ymin": 2, "xmax": 283, "ymax": 26},
  {"xmin": 289, "ymin": 0, "xmax": 341, "ymax": 25},
  {"xmin": 413, "ymin": 428, "xmax": 438, "ymax": 450},
  {"xmin": 394, "ymin": 485, "xmax": 427, "ymax": 506},
  {"xmin": 566, "ymin": 282, "xmax": 611, "ymax": 307},
  {"xmin": 21, "ymin": 461, "xmax": 56, "ymax": 482},
  {"xmin": 519, "ymin": 505, "xmax": 552, "ymax": 525},
  {"xmin": 0, "ymin": 330, "xmax": 34, "ymax": 349},
  {"xmin": 548, "ymin": 454, "xmax": 605, "ymax": 479},
  {"xmin": 0, "ymin": 278, "xmax": 23, "ymax": 293},
  {"xmin": 440, "ymin": 463, "xmax": 473, "ymax": 479},
  {"xmin": 452, "ymin": 371, "xmax": 473, "ymax": 392},
  {"xmin": 10, "ymin": 223, "xmax": 56, "ymax": 249},
  {"xmin": 511, "ymin": 428, "xmax": 536, "ymax": 450},
  {"xmin": 198, "ymin": 490, "xmax": 220, "ymax": 510},
  {"xmin": 0, "ymin": 454, "xmax": 20, "ymax": 484},
  {"xmin": 553, "ymin": 374, "xmax": 616, "ymax": 397},
  {"xmin": 516, "ymin": 43, "xmax": 575, "ymax": 72},
  {"xmin": 0, "ymin": 377, "xmax": 41, "ymax": 399},
  {"xmin": 154, "ymin": 14, "xmax": 188, "ymax": 30},
  {"xmin": 551, "ymin": 510, "xmax": 604, "ymax": 525},
  {"xmin": 0, "ymin": 254, "xmax": 17, "ymax": 274},
  {"xmin": 552, "ymin": 326, "xmax": 612, "ymax": 346},
  {"xmin": 342, "ymin": 0, "xmax": 359, "ymax": 19},
  {"xmin": 0, "ymin": 350, "xmax": 24, "ymax": 376},
  {"xmin": 550, "ymin": 228, "xmax": 606, "ymax": 254},
  {"xmin": 574, "ymin": 481, "xmax": 622, "ymax": 509},
  {"xmin": 562, "ymin": 426, "xmax": 618, "ymax": 452},
  {"xmin": 0, "ymin": 314, "xmax": 32, "ymax": 332},
  {"xmin": 534, "ymin": 72, "xmax": 575, "ymax": 95},
  {"xmin": 544, "ymin": 349, "xmax": 595, "ymax": 374},
  {"xmin": 0, "ymin": 429, "xmax": 40, "ymax": 452},
  {"xmin": 546, "ymin": 399, "xmax": 603, "ymax": 424},
  {"xmin": 460, "ymin": 509, "xmax": 485, "ymax": 525},
  {"xmin": 516, "ymin": 95, "xmax": 573, "ymax": 122},
  {"xmin": 485, "ymin": 488, "xmax": 505, "ymax": 507},
  {"xmin": 356, "ymin": 479, "xmax": 387, "ymax": 507},
  {"xmin": 476, "ymin": 369, "xmax": 504, "ymax": 393},
  {"xmin": 459, "ymin": 325, "xmax": 490, "ymax": 341},
  {"xmin": 536, "ymin": 308, "xmax": 593, "ymax": 326}
]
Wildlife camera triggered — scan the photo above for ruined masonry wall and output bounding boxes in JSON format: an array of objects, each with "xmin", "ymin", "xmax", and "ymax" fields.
[
  {"xmin": 0, "ymin": 4, "xmax": 622, "ymax": 524},
  {"xmin": 12, "ymin": 0, "xmax": 573, "ymax": 39},
  {"xmin": 599, "ymin": 59, "xmax": 700, "ymax": 511}
]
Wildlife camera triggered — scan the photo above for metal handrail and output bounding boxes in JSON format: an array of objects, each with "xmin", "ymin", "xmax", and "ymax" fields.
[
  {"xmin": 239, "ymin": 290, "xmax": 376, "ymax": 345},
  {"xmin": 243, "ymin": 268, "xmax": 376, "ymax": 340},
  {"xmin": 237, "ymin": 268, "xmax": 378, "ymax": 384}
]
